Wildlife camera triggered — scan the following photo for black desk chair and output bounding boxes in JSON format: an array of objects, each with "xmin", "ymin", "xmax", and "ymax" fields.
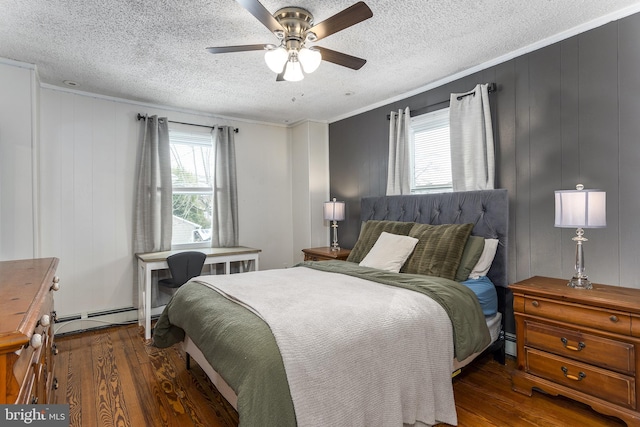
[{"xmin": 158, "ymin": 251, "xmax": 207, "ymax": 289}]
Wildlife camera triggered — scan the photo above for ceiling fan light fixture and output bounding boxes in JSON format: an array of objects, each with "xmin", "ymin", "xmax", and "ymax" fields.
[
  {"xmin": 283, "ymin": 59, "xmax": 304, "ymax": 82},
  {"xmin": 298, "ymin": 47, "xmax": 322, "ymax": 73},
  {"xmin": 207, "ymin": 1, "xmax": 373, "ymax": 81},
  {"xmin": 264, "ymin": 46, "xmax": 288, "ymax": 73}
]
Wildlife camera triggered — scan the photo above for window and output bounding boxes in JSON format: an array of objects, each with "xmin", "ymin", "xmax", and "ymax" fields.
[
  {"xmin": 169, "ymin": 129, "xmax": 213, "ymax": 247},
  {"xmin": 409, "ymin": 107, "xmax": 452, "ymax": 193}
]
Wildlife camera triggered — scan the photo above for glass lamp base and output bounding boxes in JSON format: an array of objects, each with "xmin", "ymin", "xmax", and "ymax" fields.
[
  {"xmin": 567, "ymin": 232, "xmax": 592, "ymax": 290},
  {"xmin": 330, "ymin": 221, "xmax": 340, "ymax": 251},
  {"xmin": 567, "ymin": 275, "xmax": 593, "ymax": 290}
]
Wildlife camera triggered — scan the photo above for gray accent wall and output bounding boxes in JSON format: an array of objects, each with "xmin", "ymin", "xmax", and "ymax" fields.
[{"xmin": 329, "ymin": 13, "xmax": 640, "ymax": 295}]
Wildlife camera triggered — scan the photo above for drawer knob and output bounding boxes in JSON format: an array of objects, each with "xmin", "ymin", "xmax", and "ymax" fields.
[
  {"xmin": 561, "ymin": 337, "xmax": 585, "ymax": 352},
  {"xmin": 531, "ymin": 300, "xmax": 539, "ymax": 307},
  {"xmin": 40, "ymin": 314, "xmax": 51, "ymax": 327},
  {"xmin": 30, "ymin": 333, "xmax": 43, "ymax": 349},
  {"xmin": 561, "ymin": 366, "xmax": 586, "ymax": 381},
  {"xmin": 52, "ymin": 343, "xmax": 59, "ymax": 356},
  {"xmin": 610, "ymin": 315, "xmax": 619, "ymax": 323},
  {"xmin": 53, "ymin": 377, "xmax": 59, "ymax": 390}
]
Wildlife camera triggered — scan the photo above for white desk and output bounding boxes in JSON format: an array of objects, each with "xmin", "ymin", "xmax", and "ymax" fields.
[{"xmin": 136, "ymin": 246, "xmax": 260, "ymax": 339}]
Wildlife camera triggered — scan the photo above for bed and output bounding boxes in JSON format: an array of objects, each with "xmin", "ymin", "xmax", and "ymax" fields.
[{"xmin": 153, "ymin": 189, "xmax": 508, "ymax": 427}]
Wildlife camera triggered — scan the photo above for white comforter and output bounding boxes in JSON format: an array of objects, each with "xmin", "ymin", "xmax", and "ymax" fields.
[{"xmin": 195, "ymin": 266, "xmax": 458, "ymax": 427}]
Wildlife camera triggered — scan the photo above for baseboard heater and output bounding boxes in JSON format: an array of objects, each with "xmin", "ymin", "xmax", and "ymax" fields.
[
  {"xmin": 56, "ymin": 306, "xmax": 140, "ymax": 336},
  {"xmin": 505, "ymin": 332, "xmax": 516, "ymax": 357}
]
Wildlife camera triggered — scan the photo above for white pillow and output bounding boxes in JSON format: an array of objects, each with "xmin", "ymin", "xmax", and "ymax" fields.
[
  {"xmin": 468, "ymin": 238, "xmax": 499, "ymax": 279},
  {"xmin": 359, "ymin": 232, "xmax": 419, "ymax": 273}
]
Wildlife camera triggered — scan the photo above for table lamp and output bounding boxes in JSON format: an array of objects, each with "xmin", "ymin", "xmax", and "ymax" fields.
[
  {"xmin": 324, "ymin": 198, "xmax": 345, "ymax": 251},
  {"xmin": 554, "ymin": 184, "xmax": 606, "ymax": 289}
]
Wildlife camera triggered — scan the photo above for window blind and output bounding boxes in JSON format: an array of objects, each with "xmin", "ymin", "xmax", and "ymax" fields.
[{"xmin": 410, "ymin": 108, "xmax": 452, "ymax": 192}]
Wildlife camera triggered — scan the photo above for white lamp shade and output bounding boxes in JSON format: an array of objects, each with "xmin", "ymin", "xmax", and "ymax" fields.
[
  {"xmin": 298, "ymin": 47, "xmax": 322, "ymax": 73},
  {"xmin": 555, "ymin": 188, "xmax": 606, "ymax": 228},
  {"xmin": 283, "ymin": 59, "xmax": 304, "ymax": 81},
  {"xmin": 264, "ymin": 46, "xmax": 288, "ymax": 73},
  {"xmin": 324, "ymin": 199, "xmax": 345, "ymax": 221}
]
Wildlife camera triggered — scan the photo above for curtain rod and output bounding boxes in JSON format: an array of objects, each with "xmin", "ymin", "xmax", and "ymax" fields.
[
  {"xmin": 136, "ymin": 113, "xmax": 238, "ymax": 133},
  {"xmin": 386, "ymin": 82, "xmax": 496, "ymax": 120}
]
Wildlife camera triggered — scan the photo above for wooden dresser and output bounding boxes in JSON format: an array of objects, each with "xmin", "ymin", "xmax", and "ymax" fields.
[
  {"xmin": 511, "ymin": 276, "xmax": 640, "ymax": 426},
  {"xmin": 0, "ymin": 258, "xmax": 60, "ymax": 404},
  {"xmin": 302, "ymin": 247, "xmax": 351, "ymax": 261}
]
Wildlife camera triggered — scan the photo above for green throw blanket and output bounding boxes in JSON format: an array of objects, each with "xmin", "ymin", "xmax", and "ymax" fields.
[{"xmin": 153, "ymin": 261, "xmax": 491, "ymax": 426}]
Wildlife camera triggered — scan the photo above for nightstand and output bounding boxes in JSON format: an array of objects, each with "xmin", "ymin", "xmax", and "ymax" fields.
[
  {"xmin": 510, "ymin": 276, "xmax": 640, "ymax": 426},
  {"xmin": 302, "ymin": 247, "xmax": 351, "ymax": 261}
]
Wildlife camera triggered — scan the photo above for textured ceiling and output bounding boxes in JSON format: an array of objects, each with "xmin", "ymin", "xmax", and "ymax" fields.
[{"xmin": 2, "ymin": 0, "xmax": 640, "ymax": 124}]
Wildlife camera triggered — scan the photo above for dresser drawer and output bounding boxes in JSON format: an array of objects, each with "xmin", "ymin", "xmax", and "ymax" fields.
[
  {"xmin": 524, "ymin": 320, "xmax": 635, "ymax": 374},
  {"xmin": 525, "ymin": 347, "xmax": 636, "ymax": 409},
  {"xmin": 524, "ymin": 296, "xmax": 629, "ymax": 335},
  {"xmin": 14, "ymin": 290, "xmax": 55, "ymax": 404},
  {"xmin": 15, "ymin": 330, "xmax": 47, "ymax": 404}
]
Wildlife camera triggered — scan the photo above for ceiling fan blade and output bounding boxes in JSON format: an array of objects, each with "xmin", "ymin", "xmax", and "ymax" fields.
[
  {"xmin": 276, "ymin": 72, "xmax": 285, "ymax": 82},
  {"xmin": 308, "ymin": 2, "xmax": 373, "ymax": 41},
  {"xmin": 236, "ymin": 0, "xmax": 284, "ymax": 34},
  {"xmin": 206, "ymin": 44, "xmax": 267, "ymax": 54},
  {"xmin": 316, "ymin": 47, "xmax": 366, "ymax": 70}
]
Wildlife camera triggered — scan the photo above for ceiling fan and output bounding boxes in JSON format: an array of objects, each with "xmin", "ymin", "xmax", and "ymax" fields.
[{"xmin": 207, "ymin": 0, "xmax": 373, "ymax": 81}]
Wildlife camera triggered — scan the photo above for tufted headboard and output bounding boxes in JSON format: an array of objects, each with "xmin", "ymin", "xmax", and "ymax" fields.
[{"xmin": 360, "ymin": 189, "xmax": 508, "ymax": 289}]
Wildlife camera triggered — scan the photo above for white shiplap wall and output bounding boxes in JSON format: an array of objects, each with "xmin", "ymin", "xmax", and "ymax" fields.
[
  {"xmin": 39, "ymin": 90, "xmax": 138, "ymax": 316},
  {"xmin": 0, "ymin": 61, "xmax": 37, "ymax": 260},
  {"xmin": 291, "ymin": 120, "xmax": 331, "ymax": 264}
]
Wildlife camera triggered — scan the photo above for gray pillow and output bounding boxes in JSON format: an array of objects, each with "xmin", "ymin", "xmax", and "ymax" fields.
[
  {"xmin": 346, "ymin": 220, "xmax": 415, "ymax": 263},
  {"xmin": 402, "ymin": 223, "xmax": 474, "ymax": 280},
  {"xmin": 454, "ymin": 235, "xmax": 485, "ymax": 282}
]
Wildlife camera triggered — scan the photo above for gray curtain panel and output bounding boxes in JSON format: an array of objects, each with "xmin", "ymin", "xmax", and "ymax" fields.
[
  {"xmin": 133, "ymin": 115, "xmax": 173, "ymax": 254},
  {"xmin": 449, "ymin": 84, "xmax": 495, "ymax": 191},
  {"xmin": 211, "ymin": 126, "xmax": 238, "ymax": 247},
  {"xmin": 386, "ymin": 107, "xmax": 411, "ymax": 195}
]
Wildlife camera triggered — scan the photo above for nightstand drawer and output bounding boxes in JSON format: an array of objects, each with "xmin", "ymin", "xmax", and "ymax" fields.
[
  {"xmin": 525, "ymin": 348, "xmax": 636, "ymax": 409},
  {"xmin": 524, "ymin": 321, "xmax": 635, "ymax": 374},
  {"xmin": 524, "ymin": 296, "xmax": 629, "ymax": 335}
]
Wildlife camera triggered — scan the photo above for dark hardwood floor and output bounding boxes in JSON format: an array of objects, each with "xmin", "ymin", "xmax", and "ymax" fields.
[{"xmin": 55, "ymin": 324, "xmax": 626, "ymax": 426}]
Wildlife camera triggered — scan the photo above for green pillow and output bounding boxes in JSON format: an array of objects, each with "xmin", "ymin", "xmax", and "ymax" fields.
[
  {"xmin": 454, "ymin": 235, "xmax": 485, "ymax": 282},
  {"xmin": 402, "ymin": 223, "xmax": 474, "ymax": 280},
  {"xmin": 346, "ymin": 220, "xmax": 415, "ymax": 263}
]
